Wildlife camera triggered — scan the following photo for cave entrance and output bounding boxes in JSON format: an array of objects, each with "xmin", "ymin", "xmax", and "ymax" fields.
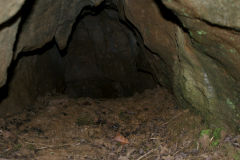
[
  {"xmin": 0, "ymin": 6, "xmax": 158, "ymax": 115},
  {"xmin": 0, "ymin": 2, "xmax": 209, "ymax": 160}
]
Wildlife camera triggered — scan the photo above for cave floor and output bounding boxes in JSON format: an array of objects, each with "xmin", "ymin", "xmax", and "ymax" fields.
[{"xmin": 0, "ymin": 87, "xmax": 239, "ymax": 160}]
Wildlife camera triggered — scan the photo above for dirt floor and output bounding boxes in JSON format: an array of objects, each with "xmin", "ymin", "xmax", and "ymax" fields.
[{"xmin": 0, "ymin": 87, "xmax": 240, "ymax": 160}]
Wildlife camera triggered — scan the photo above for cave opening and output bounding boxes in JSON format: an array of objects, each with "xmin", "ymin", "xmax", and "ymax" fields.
[
  {"xmin": 0, "ymin": 2, "xmax": 182, "ymax": 159},
  {"xmin": 0, "ymin": 4, "xmax": 161, "ymax": 116},
  {"xmin": 1, "ymin": 0, "xmax": 237, "ymax": 159}
]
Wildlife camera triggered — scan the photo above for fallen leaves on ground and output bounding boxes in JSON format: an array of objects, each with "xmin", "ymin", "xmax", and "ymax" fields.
[{"xmin": 0, "ymin": 87, "xmax": 239, "ymax": 159}]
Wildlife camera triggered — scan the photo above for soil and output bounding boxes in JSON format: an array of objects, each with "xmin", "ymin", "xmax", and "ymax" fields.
[{"xmin": 0, "ymin": 87, "xmax": 239, "ymax": 160}]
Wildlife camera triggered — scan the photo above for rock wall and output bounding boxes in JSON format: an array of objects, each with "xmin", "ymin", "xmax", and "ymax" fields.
[
  {"xmin": 122, "ymin": 0, "xmax": 240, "ymax": 129},
  {"xmin": 123, "ymin": 0, "xmax": 178, "ymax": 88},
  {"xmin": 0, "ymin": 0, "xmax": 25, "ymax": 87},
  {"xmin": 0, "ymin": 45, "xmax": 65, "ymax": 116}
]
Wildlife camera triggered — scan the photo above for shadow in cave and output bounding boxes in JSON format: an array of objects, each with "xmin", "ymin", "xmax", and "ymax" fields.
[
  {"xmin": 0, "ymin": 3, "xmax": 158, "ymax": 112},
  {"xmin": 0, "ymin": 40, "xmax": 58, "ymax": 104},
  {"xmin": 61, "ymin": 4, "xmax": 157, "ymax": 98},
  {"xmin": 60, "ymin": 2, "xmax": 107, "ymax": 56},
  {"xmin": 153, "ymin": 0, "xmax": 188, "ymax": 32}
]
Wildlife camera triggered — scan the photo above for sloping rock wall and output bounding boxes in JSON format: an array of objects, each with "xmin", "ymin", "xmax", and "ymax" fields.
[
  {"xmin": 123, "ymin": 0, "xmax": 240, "ymax": 129},
  {"xmin": 123, "ymin": 0, "xmax": 178, "ymax": 88},
  {"xmin": 163, "ymin": 0, "xmax": 240, "ymax": 129}
]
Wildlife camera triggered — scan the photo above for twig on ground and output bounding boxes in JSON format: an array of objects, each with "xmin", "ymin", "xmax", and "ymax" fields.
[
  {"xmin": 173, "ymin": 141, "xmax": 193, "ymax": 156},
  {"xmin": 23, "ymin": 141, "xmax": 81, "ymax": 150},
  {"xmin": 136, "ymin": 148, "xmax": 158, "ymax": 160},
  {"xmin": 160, "ymin": 110, "xmax": 187, "ymax": 126}
]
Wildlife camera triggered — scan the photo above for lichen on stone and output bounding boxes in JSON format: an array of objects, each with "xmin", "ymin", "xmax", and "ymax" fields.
[
  {"xmin": 226, "ymin": 98, "xmax": 236, "ymax": 110},
  {"xmin": 197, "ymin": 30, "xmax": 207, "ymax": 35}
]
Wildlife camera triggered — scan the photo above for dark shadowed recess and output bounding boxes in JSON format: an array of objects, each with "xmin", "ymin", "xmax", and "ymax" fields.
[
  {"xmin": 0, "ymin": 40, "xmax": 58, "ymax": 104},
  {"xmin": 153, "ymin": 0, "xmax": 189, "ymax": 32},
  {"xmin": 0, "ymin": 2, "xmax": 158, "ymax": 110},
  {"xmin": 61, "ymin": 3, "xmax": 157, "ymax": 98}
]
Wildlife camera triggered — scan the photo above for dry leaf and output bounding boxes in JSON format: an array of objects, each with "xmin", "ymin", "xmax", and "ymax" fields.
[{"xmin": 114, "ymin": 133, "xmax": 129, "ymax": 144}]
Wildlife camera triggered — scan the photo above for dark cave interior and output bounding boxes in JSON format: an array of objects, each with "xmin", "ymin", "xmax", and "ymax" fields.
[{"xmin": 0, "ymin": 3, "xmax": 163, "ymax": 116}]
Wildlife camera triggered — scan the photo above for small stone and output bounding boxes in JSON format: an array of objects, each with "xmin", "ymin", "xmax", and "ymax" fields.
[{"xmin": 139, "ymin": 148, "xmax": 144, "ymax": 155}]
